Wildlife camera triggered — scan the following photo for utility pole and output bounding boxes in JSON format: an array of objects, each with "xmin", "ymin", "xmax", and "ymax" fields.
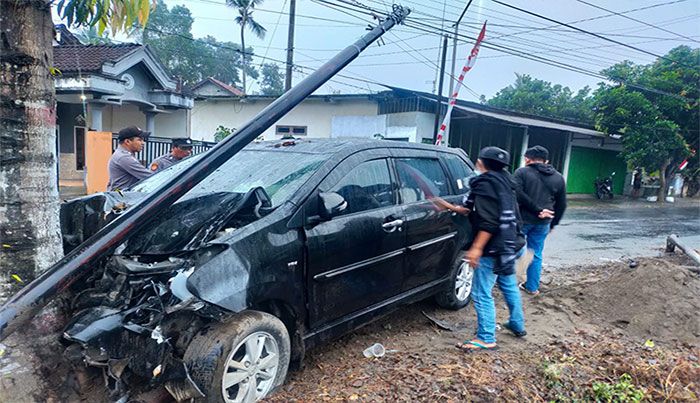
[
  {"xmin": 285, "ymin": 0, "xmax": 297, "ymax": 92},
  {"xmin": 433, "ymin": 34, "xmax": 448, "ymax": 142},
  {"xmin": 444, "ymin": 0, "xmax": 473, "ymax": 145}
]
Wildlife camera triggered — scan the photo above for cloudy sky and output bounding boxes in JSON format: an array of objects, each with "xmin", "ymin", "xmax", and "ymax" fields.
[{"xmin": 58, "ymin": 0, "xmax": 700, "ymax": 99}]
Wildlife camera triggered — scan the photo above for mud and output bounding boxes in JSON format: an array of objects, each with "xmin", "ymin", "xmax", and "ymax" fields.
[{"xmin": 268, "ymin": 255, "xmax": 700, "ymax": 402}]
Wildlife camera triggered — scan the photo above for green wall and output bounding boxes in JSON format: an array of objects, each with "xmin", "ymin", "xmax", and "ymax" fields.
[{"xmin": 566, "ymin": 147, "xmax": 627, "ymax": 194}]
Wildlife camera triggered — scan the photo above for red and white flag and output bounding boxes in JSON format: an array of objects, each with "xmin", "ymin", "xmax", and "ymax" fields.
[{"xmin": 435, "ymin": 22, "xmax": 487, "ymax": 146}]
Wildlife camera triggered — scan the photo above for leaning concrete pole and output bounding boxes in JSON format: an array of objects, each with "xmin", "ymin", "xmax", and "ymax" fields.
[{"xmin": 0, "ymin": 5, "xmax": 411, "ymax": 340}]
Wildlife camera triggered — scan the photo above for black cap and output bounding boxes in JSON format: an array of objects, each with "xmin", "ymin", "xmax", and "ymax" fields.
[
  {"xmin": 479, "ymin": 146, "xmax": 510, "ymax": 166},
  {"xmin": 525, "ymin": 145, "xmax": 549, "ymax": 161},
  {"xmin": 117, "ymin": 126, "xmax": 149, "ymax": 141},
  {"xmin": 172, "ymin": 138, "xmax": 193, "ymax": 148}
]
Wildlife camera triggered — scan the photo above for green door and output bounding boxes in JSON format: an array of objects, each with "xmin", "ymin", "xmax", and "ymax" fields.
[{"xmin": 566, "ymin": 147, "xmax": 627, "ymax": 195}]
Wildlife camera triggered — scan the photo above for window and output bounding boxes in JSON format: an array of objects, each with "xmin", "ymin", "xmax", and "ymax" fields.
[
  {"xmin": 395, "ymin": 158, "xmax": 449, "ymax": 203},
  {"xmin": 276, "ymin": 125, "xmax": 307, "ymax": 136},
  {"xmin": 443, "ymin": 154, "xmax": 476, "ymax": 195},
  {"xmin": 323, "ymin": 159, "xmax": 394, "ymax": 216},
  {"xmin": 74, "ymin": 126, "xmax": 86, "ymax": 171}
]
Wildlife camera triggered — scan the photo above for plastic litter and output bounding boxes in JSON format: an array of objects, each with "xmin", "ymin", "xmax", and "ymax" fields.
[{"xmin": 362, "ymin": 343, "xmax": 398, "ymax": 358}]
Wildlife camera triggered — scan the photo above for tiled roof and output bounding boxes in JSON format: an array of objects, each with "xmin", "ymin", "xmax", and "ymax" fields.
[
  {"xmin": 53, "ymin": 44, "xmax": 142, "ymax": 73},
  {"xmin": 192, "ymin": 77, "xmax": 245, "ymax": 96}
]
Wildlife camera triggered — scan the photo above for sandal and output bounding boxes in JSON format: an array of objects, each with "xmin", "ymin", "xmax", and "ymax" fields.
[
  {"xmin": 502, "ymin": 322, "xmax": 527, "ymax": 338},
  {"xmin": 519, "ymin": 282, "xmax": 540, "ymax": 296},
  {"xmin": 456, "ymin": 339, "xmax": 498, "ymax": 351}
]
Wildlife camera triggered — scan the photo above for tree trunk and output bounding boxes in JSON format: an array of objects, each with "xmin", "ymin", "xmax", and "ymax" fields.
[
  {"xmin": 657, "ymin": 159, "xmax": 671, "ymax": 203},
  {"xmin": 0, "ymin": 0, "xmax": 63, "ymax": 295},
  {"xmin": 240, "ymin": 23, "xmax": 246, "ymax": 94}
]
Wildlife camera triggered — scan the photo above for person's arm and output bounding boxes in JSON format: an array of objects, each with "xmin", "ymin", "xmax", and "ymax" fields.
[
  {"xmin": 551, "ymin": 178, "xmax": 568, "ymax": 229},
  {"xmin": 432, "ymin": 197, "xmax": 470, "ymax": 215},
  {"xmin": 466, "ymin": 195, "xmax": 498, "ymax": 267},
  {"xmin": 467, "ymin": 230, "xmax": 492, "ymax": 268},
  {"xmin": 124, "ymin": 156, "xmax": 153, "ymax": 180},
  {"xmin": 514, "ymin": 169, "xmax": 542, "ymax": 214}
]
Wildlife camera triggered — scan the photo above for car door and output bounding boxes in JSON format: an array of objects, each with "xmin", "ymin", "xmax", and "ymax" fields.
[
  {"xmin": 391, "ymin": 150, "xmax": 467, "ymax": 292},
  {"xmin": 304, "ymin": 154, "xmax": 405, "ymax": 328}
]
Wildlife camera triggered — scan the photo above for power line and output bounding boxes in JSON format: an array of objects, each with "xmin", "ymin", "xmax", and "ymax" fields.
[
  {"xmin": 490, "ymin": 0, "xmax": 691, "ymax": 66},
  {"xmin": 573, "ymin": 0, "xmax": 699, "ymax": 44}
]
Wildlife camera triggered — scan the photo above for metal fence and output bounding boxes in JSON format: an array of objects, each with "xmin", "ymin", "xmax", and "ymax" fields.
[{"xmin": 111, "ymin": 135, "xmax": 216, "ymax": 165}]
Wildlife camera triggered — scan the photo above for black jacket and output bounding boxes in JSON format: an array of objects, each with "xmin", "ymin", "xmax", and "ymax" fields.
[
  {"xmin": 465, "ymin": 171, "xmax": 526, "ymax": 264},
  {"xmin": 513, "ymin": 163, "xmax": 567, "ymax": 228}
]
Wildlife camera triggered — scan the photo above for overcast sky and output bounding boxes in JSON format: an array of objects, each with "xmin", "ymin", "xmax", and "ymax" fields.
[{"xmin": 58, "ymin": 0, "xmax": 700, "ymax": 99}]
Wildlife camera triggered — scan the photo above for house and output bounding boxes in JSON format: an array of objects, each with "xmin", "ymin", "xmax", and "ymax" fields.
[
  {"xmin": 53, "ymin": 25, "xmax": 194, "ymax": 193},
  {"xmin": 190, "ymin": 83, "xmax": 626, "ymax": 195}
]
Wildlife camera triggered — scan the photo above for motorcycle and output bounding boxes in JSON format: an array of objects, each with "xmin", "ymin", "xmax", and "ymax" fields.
[{"xmin": 594, "ymin": 172, "xmax": 615, "ymax": 200}]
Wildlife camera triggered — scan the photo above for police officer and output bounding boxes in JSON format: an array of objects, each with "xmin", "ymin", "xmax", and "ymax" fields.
[
  {"xmin": 149, "ymin": 138, "xmax": 193, "ymax": 173},
  {"xmin": 107, "ymin": 126, "xmax": 152, "ymax": 191}
]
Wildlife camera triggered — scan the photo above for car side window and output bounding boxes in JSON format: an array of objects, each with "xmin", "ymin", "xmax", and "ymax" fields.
[
  {"xmin": 324, "ymin": 159, "xmax": 395, "ymax": 216},
  {"xmin": 395, "ymin": 158, "xmax": 450, "ymax": 203},
  {"xmin": 443, "ymin": 154, "xmax": 476, "ymax": 195}
]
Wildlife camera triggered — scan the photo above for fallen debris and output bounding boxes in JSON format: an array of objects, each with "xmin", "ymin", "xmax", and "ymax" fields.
[{"xmin": 666, "ymin": 234, "xmax": 700, "ymax": 269}]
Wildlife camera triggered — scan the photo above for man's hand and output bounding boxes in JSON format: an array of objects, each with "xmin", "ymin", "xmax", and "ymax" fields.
[
  {"xmin": 538, "ymin": 209, "xmax": 555, "ymax": 219},
  {"xmin": 466, "ymin": 247, "xmax": 483, "ymax": 269}
]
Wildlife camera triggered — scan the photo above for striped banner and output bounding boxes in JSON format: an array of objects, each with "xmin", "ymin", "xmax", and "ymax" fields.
[{"xmin": 436, "ymin": 21, "xmax": 487, "ymax": 146}]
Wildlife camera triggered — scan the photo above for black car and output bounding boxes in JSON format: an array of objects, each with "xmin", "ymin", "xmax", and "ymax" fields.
[{"xmin": 60, "ymin": 138, "xmax": 477, "ymax": 402}]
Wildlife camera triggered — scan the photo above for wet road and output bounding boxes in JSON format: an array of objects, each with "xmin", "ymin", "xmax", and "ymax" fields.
[{"xmin": 544, "ymin": 200, "xmax": 700, "ymax": 269}]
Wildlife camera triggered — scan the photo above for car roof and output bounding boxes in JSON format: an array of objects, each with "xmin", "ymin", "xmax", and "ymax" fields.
[{"xmin": 245, "ymin": 138, "xmax": 469, "ymax": 159}]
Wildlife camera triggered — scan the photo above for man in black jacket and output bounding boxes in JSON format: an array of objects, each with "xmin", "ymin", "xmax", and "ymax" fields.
[
  {"xmin": 438, "ymin": 147, "xmax": 527, "ymax": 351},
  {"xmin": 514, "ymin": 146, "xmax": 567, "ymax": 296}
]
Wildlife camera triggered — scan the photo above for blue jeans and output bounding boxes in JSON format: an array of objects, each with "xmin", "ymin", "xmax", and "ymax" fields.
[
  {"xmin": 471, "ymin": 249, "xmax": 526, "ymax": 343},
  {"xmin": 522, "ymin": 223, "xmax": 550, "ymax": 293}
]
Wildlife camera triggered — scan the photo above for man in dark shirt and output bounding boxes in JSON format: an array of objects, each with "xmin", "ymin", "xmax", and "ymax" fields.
[
  {"xmin": 107, "ymin": 127, "xmax": 152, "ymax": 191},
  {"xmin": 440, "ymin": 147, "xmax": 527, "ymax": 351},
  {"xmin": 150, "ymin": 138, "xmax": 193, "ymax": 173},
  {"xmin": 513, "ymin": 145, "xmax": 567, "ymax": 296}
]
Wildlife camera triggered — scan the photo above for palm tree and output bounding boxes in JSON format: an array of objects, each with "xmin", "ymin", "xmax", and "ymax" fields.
[{"xmin": 227, "ymin": 0, "xmax": 266, "ymax": 94}]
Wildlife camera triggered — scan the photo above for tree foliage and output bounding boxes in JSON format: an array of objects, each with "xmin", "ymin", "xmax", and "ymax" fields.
[
  {"xmin": 56, "ymin": 0, "xmax": 153, "ymax": 35},
  {"xmin": 76, "ymin": 26, "xmax": 113, "ymax": 45},
  {"xmin": 142, "ymin": 0, "xmax": 256, "ymax": 86},
  {"xmin": 259, "ymin": 63, "xmax": 284, "ymax": 95},
  {"xmin": 228, "ymin": 0, "xmax": 266, "ymax": 93},
  {"xmin": 487, "ymin": 74, "xmax": 595, "ymax": 125},
  {"xmin": 594, "ymin": 46, "xmax": 698, "ymax": 199}
]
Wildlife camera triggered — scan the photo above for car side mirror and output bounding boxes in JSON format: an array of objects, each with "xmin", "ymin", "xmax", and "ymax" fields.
[{"xmin": 318, "ymin": 192, "xmax": 347, "ymax": 221}]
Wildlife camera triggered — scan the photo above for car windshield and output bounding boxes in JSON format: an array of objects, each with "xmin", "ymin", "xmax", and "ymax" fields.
[{"xmin": 130, "ymin": 149, "xmax": 328, "ymax": 207}]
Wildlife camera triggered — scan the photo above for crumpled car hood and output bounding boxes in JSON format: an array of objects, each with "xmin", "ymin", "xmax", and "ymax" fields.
[{"xmin": 61, "ymin": 191, "xmax": 245, "ymax": 256}]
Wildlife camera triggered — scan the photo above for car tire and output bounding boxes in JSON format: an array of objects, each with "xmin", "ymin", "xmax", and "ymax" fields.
[
  {"xmin": 435, "ymin": 253, "xmax": 473, "ymax": 310},
  {"xmin": 183, "ymin": 310, "xmax": 291, "ymax": 403}
]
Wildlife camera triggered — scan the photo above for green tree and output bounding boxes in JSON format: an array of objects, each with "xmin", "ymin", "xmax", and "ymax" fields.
[
  {"xmin": 228, "ymin": 0, "xmax": 267, "ymax": 94},
  {"xmin": 594, "ymin": 46, "xmax": 698, "ymax": 201},
  {"xmin": 76, "ymin": 26, "xmax": 113, "ymax": 45},
  {"xmin": 142, "ymin": 1, "xmax": 256, "ymax": 87},
  {"xmin": 0, "ymin": 0, "xmax": 153, "ymax": 285},
  {"xmin": 259, "ymin": 63, "xmax": 284, "ymax": 95},
  {"xmin": 487, "ymin": 74, "xmax": 595, "ymax": 125}
]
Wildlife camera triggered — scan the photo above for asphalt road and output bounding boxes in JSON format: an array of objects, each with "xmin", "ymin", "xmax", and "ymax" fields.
[{"xmin": 543, "ymin": 199, "xmax": 700, "ymax": 269}]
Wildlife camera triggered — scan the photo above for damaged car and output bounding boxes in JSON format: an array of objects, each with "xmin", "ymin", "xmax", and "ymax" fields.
[{"xmin": 58, "ymin": 138, "xmax": 476, "ymax": 402}]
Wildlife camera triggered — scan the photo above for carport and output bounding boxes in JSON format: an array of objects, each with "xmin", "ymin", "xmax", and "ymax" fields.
[{"xmin": 444, "ymin": 102, "xmax": 626, "ymax": 195}]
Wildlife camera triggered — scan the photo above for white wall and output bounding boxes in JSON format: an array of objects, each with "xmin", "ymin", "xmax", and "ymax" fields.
[
  {"xmin": 99, "ymin": 104, "xmax": 188, "ymax": 138},
  {"xmin": 101, "ymin": 104, "xmax": 146, "ymax": 133},
  {"xmin": 155, "ymin": 110, "xmax": 189, "ymax": 138},
  {"xmin": 386, "ymin": 111, "xmax": 435, "ymax": 143},
  {"xmin": 191, "ymin": 98, "xmax": 379, "ymax": 142},
  {"xmin": 331, "ymin": 115, "xmax": 387, "ymax": 138}
]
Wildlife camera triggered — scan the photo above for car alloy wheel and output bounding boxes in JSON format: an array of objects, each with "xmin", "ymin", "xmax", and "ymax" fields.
[
  {"xmin": 221, "ymin": 331, "xmax": 280, "ymax": 403},
  {"xmin": 454, "ymin": 259, "xmax": 473, "ymax": 302}
]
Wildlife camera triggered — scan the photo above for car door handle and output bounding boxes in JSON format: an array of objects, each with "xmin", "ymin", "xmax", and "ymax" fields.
[{"xmin": 382, "ymin": 219, "xmax": 404, "ymax": 232}]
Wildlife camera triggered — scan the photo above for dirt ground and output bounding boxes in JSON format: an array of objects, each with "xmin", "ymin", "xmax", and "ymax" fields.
[
  {"xmin": 267, "ymin": 254, "xmax": 700, "ymax": 402},
  {"xmin": 1, "ymin": 254, "xmax": 698, "ymax": 402}
]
